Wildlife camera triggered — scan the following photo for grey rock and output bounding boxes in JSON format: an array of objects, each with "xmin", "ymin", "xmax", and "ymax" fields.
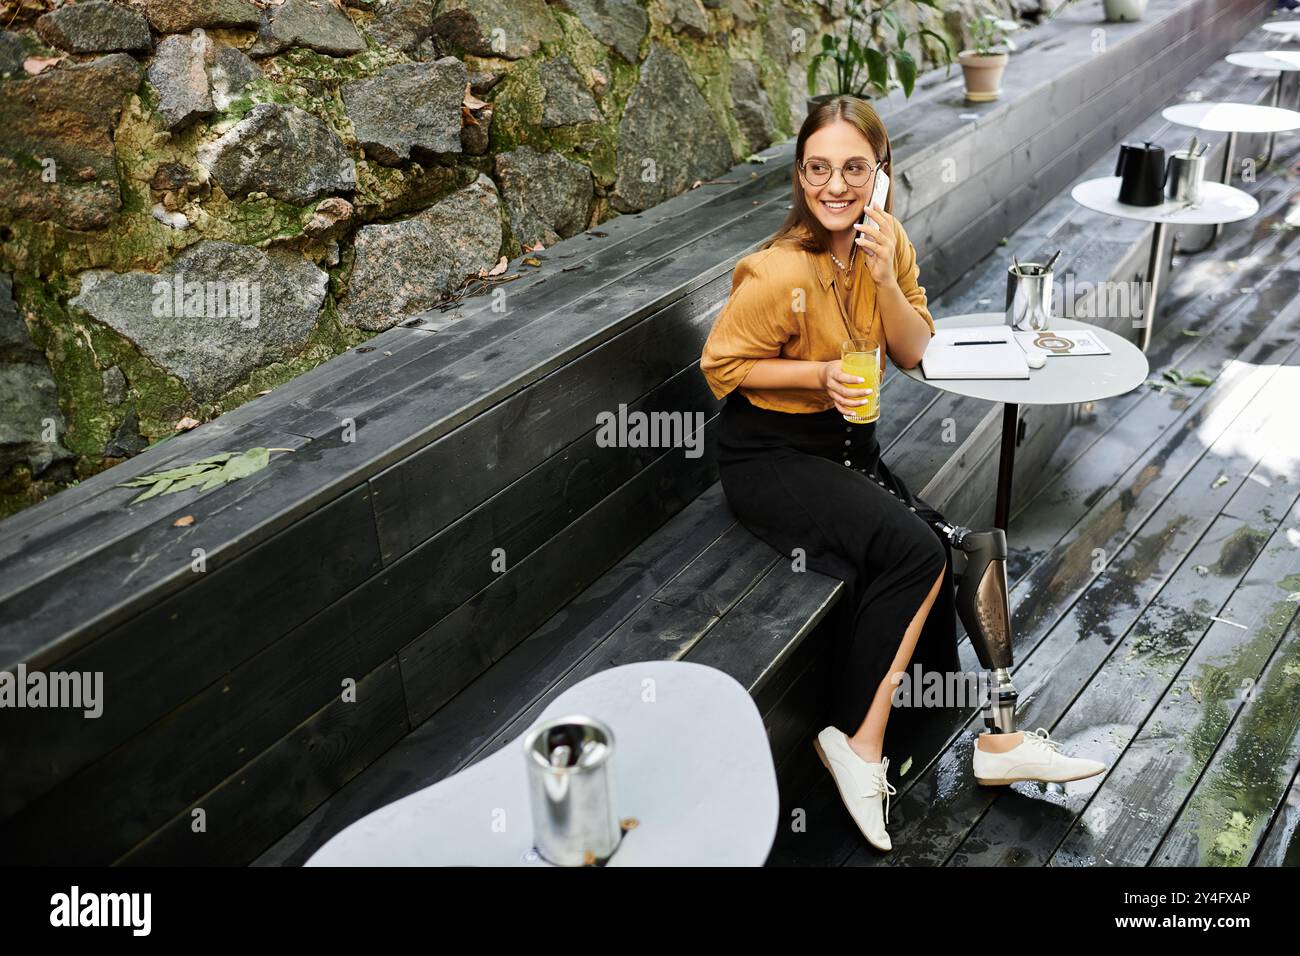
[
  {"xmin": 728, "ymin": 0, "xmax": 756, "ymax": 28},
  {"xmin": 368, "ymin": 0, "xmax": 436, "ymax": 53},
  {"xmin": 0, "ymin": 31, "xmax": 24, "ymax": 78},
  {"xmin": 431, "ymin": 0, "xmax": 561, "ymax": 60},
  {"xmin": 614, "ymin": 44, "xmax": 733, "ymax": 211},
  {"xmin": 0, "ymin": 272, "xmax": 34, "ymax": 355},
  {"xmin": 495, "ymin": 146, "xmax": 592, "ymax": 249},
  {"xmin": 0, "ymin": 362, "xmax": 73, "ymax": 477},
  {"xmin": 553, "ymin": 0, "xmax": 647, "ymax": 64},
  {"xmin": 730, "ymin": 59, "xmax": 775, "ymax": 153},
  {"xmin": 104, "ymin": 408, "xmax": 148, "ymax": 458},
  {"xmin": 140, "ymin": 0, "xmax": 262, "ymax": 33},
  {"xmin": 759, "ymin": 3, "xmax": 811, "ymax": 70},
  {"xmin": 70, "ymin": 240, "xmax": 327, "ymax": 401},
  {"xmin": 197, "ymin": 103, "xmax": 355, "ymax": 205},
  {"xmin": 148, "ymin": 32, "xmax": 215, "ymax": 131},
  {"xmin": 468, "ymin": 69, "xmax": 504, "ymax": 95},
  {"xmin": 539, "ymin": 56, "xmax": 602, "ymax": 128},
  {"xmin": 0, "ymin": 54, "xmax": 143, "ymax": 230},
  {"xmin": 253, "ymin": 0, "xmax": 367, "ymax": 57},
  {"xmin": 210, "ymin": 45, "xmax": 262, "ymax": 109},
  {"xmin": 341, "ymin": 173, "xmax": 502, "ymax": 332},
  {"xmin": 664, "ymin": 0, "xmax": 710, "ymax": 39},
  {"xmin": 342, "ymin": 58, "xmax": 465, "ymax": 166},
  {"xmin": 102, "ymin": 365, "xmax": 127, "ymax": 406},
  {"xmin": 36, "ymin": 1, "xmax": 152, "ymax": 54}
]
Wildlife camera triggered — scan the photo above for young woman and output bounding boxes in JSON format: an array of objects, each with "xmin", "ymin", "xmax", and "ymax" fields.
[{"xmin": 698, "ymin": 96, "xmax": 1101, "ymax": 852}]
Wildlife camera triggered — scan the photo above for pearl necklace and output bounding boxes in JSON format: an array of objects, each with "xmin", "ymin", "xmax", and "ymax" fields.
[{"xmin": 830, "ymin": 244, "xmax": 856, "ymax": 272}]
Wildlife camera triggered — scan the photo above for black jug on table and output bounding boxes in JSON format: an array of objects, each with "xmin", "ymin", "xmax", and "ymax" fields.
[{"xmin": 1115, "ymin": 141, "xmax": 1167, "ymax": 206}]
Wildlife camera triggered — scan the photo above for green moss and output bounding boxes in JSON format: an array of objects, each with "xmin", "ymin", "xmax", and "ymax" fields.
[
  {"xmin": 1190, "ymin": 608, "xmax": 1300, "ymax": 865},
  {"xmin": 14, "ymin": 272, "xmax": 190, "ymax": 458}
]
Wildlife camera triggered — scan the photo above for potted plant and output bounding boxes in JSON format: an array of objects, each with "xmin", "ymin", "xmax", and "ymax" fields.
[
  {"xmin": 1102, "ymin": 0, "xmax": 1148, "ymax": 20},
  {"xmin": 958, "ymin": 9, "xmax": 1022, "ymax": 103},
  {"xmin": 805, "ymin": 0, "xmax": 952, "ymax": 114}
]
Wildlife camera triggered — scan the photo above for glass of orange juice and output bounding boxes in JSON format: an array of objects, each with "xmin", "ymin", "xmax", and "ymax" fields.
[{"xmin": 841, "ymin": 339, "xmax": 880, "ymax": 424}]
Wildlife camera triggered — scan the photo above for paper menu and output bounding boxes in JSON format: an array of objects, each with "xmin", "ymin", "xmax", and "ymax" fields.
[{"xmin": 1012, "ymin": 329, "xmax": 1111, "ymax": 356}]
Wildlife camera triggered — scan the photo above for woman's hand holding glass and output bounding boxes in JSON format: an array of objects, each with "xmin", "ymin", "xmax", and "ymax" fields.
[{"xmin": 820, "ymin": 359, "xmax": 873, "ymax": 420}]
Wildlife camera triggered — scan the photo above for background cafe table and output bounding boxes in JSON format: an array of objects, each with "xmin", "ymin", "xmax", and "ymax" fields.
[
  {"xmin": 1261, "ymin": 22, "xmax": 1300, "ymax": 38},
  {"xmin": 899, "ymin": 313, "xmax": 1149, "ymax": 532},
  {"xmin": 1224, "ymin": 51, "xmax": 1300, "ymax": 166},
  {"xmin": 1070, "ymin": 177, "xmax": 1258, "ymax": 352},
  {"xmin": 1161, "ymin": 101, "xmax": 1300, "ymax": 245}
]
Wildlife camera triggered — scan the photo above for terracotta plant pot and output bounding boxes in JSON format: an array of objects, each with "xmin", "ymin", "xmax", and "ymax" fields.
[
  {"xmin": 1103, "ymin": 0, "xmax": 1148, "ymax": 21},
  {"xmin": 958, "ymin": 50, "xmax": 1009, "ymax": 103}
]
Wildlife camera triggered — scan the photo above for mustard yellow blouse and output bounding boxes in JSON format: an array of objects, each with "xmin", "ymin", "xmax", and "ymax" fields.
[{"xmin": 699, "ymin": 215, "xmax": 936, "ymax": 414}]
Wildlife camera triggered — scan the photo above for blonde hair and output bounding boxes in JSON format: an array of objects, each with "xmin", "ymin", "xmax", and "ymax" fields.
[{"xmin": 762, "ymin": 95, "xmax": 895, "ymax": 253}]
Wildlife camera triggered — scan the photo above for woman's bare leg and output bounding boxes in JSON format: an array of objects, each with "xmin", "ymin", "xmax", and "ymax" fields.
[{"xmin": 845, "ymin": 561, "xmax": 947, "ymax": 764}]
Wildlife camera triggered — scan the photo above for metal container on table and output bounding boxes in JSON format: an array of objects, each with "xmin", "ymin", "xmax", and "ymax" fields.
[
  {"xmin": 1005, "ymin": 261, "xmax": 1054, "ymax": 332},
  {"xmin": 1165, "ymin": 149, "xmax": 1206, "ymax": 204},
  {"xmin": 523, "ymin": 714, "xmax": 621, "ymax": 866}
]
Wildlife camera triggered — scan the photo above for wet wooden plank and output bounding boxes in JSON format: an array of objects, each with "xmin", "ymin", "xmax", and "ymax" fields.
[
  {"xmin": 253, "ymin": 483, "xmax": 742, "ymax": 866},
  {"xmin": 0, "ymin": 423, "xmax": 311, "ymax": 626},
  {"xmin": 1004, "ymin": 183, "xmax": 1300, "ymax": 578},
  {"xmin": 945, "ymin": 387, "xmax": 1300, "ymax": 867},
  {"xmin": 1252, "ymin": 762, "xmax": 1300, "ymax": 866},
  {"xmin": 1151, "ymin": 611, "xmax": 1300, "ymax": 865},
  {"xmin": 369, "ymin": 295, "xmax": 722, "ymax": 564},
  {"xmin": 683, "ymin": 560, "xmax": 843, "ymax": 705},
  {"xmin": 1049, "ymin": 496, "xmax": 1300, "ymax": 866},
  {"xmin": 0, "ymin": 482, "xmax": 382, "ymax": 831},
  {"xmin": 397, "ymin": 413, "xmax": 722, "ymax": 727},
  {"xmin": 652, "ymin": 522, "xmax": 782, "ymax": 619},
  {"xmin": 115, "ymin": 657, "xmax": 409, "ymax": 866},
  {"xmin": 834, "ymin": 289, "xmax": 1300, "ymax": 867}
]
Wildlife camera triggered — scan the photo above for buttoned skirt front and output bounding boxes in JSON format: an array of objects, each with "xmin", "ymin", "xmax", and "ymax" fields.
[{"xmin": 717, "ymin": 390, "xmax": 962, "ymax": 739}]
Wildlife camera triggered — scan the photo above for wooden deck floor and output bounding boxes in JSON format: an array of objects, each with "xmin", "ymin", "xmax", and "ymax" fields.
[{"xmin": 767, "ymin": 141, "xmax": 1300, "ymax": 868}]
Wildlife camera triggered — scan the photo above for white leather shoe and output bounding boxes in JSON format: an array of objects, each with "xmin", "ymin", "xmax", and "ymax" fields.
[
  {"xmin": 814, "ymin": 727, "xmax": 897, "ymax": 851},
  {"xmin": 972, "ymin": 727, "xmax": 1106, "ymax": 785}
]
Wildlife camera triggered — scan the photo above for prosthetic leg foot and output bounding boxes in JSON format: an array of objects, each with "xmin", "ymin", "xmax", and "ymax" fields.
[{"xmin": 929, "ymin": 520, "xmax": 1019, "ymax": 734}]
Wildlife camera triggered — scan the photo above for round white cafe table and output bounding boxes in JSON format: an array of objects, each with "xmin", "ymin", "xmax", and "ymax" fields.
[
  {"xmin": 1161, "ymin": 104, "xmax": 1300, "ymax": 239},
  {"xmin": 1070, "ymin": 176, "xmax": 1258, "ymax": 351},
  {"xmin": 1224, "ymin": 51, "xmax": 1300, "ymax": 166},
  {"xmin": 304, "ymin": 661, "xmax": 780, "ymax": 867},
  {"xmin": 900, "ymin": 313, "xmax": 1149, "ymax": 530},
  {"xmin": 1261, "ymin": 21, "xmax": 1300, "ymax": 38}
]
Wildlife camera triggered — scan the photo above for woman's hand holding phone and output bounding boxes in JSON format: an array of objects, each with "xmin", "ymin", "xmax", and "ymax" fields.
[
  {"xmin": 855, "ymin": 205, "xmax": 897, "ymax": 288},
  {"xmin": 819, "ymin": 359, "xmax": 872, "ymax": 418}
]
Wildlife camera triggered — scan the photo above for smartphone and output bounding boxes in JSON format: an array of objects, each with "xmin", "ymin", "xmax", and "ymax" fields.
[{"xmin": 862, "ymin": 167, "xmax": 890, "ymax": 228}]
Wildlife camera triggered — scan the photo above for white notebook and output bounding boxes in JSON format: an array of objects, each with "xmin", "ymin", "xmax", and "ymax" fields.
[{"xmin": 920, "ymin": 324, "xmax": 1030, "ymax": 380}]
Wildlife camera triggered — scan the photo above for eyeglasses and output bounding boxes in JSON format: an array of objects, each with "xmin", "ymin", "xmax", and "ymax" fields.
[{"xmin": 798, "ymin": 157, "xmax": 883, "ymax": 188}]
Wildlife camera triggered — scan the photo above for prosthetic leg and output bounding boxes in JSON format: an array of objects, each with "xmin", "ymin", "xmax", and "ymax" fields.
[{"xmin": 928, "ymin": 519, "xmax": 1019, "ymax": 735}]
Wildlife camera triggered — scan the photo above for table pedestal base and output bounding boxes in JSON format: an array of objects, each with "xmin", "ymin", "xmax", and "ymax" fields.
[{"xmin": 995, "ymin": 402, "xmax": 1018, "ymax": 531}]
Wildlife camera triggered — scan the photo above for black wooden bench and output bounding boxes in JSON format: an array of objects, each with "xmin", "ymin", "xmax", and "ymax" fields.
[{"xmin": 0, "ymin": 0, "xmax": 1264, "ymax": 865}]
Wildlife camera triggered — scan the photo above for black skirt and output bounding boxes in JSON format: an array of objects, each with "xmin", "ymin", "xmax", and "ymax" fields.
[{"xmin": 717, "ymin": 390, "xmax": 962, "ymax": 744}]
